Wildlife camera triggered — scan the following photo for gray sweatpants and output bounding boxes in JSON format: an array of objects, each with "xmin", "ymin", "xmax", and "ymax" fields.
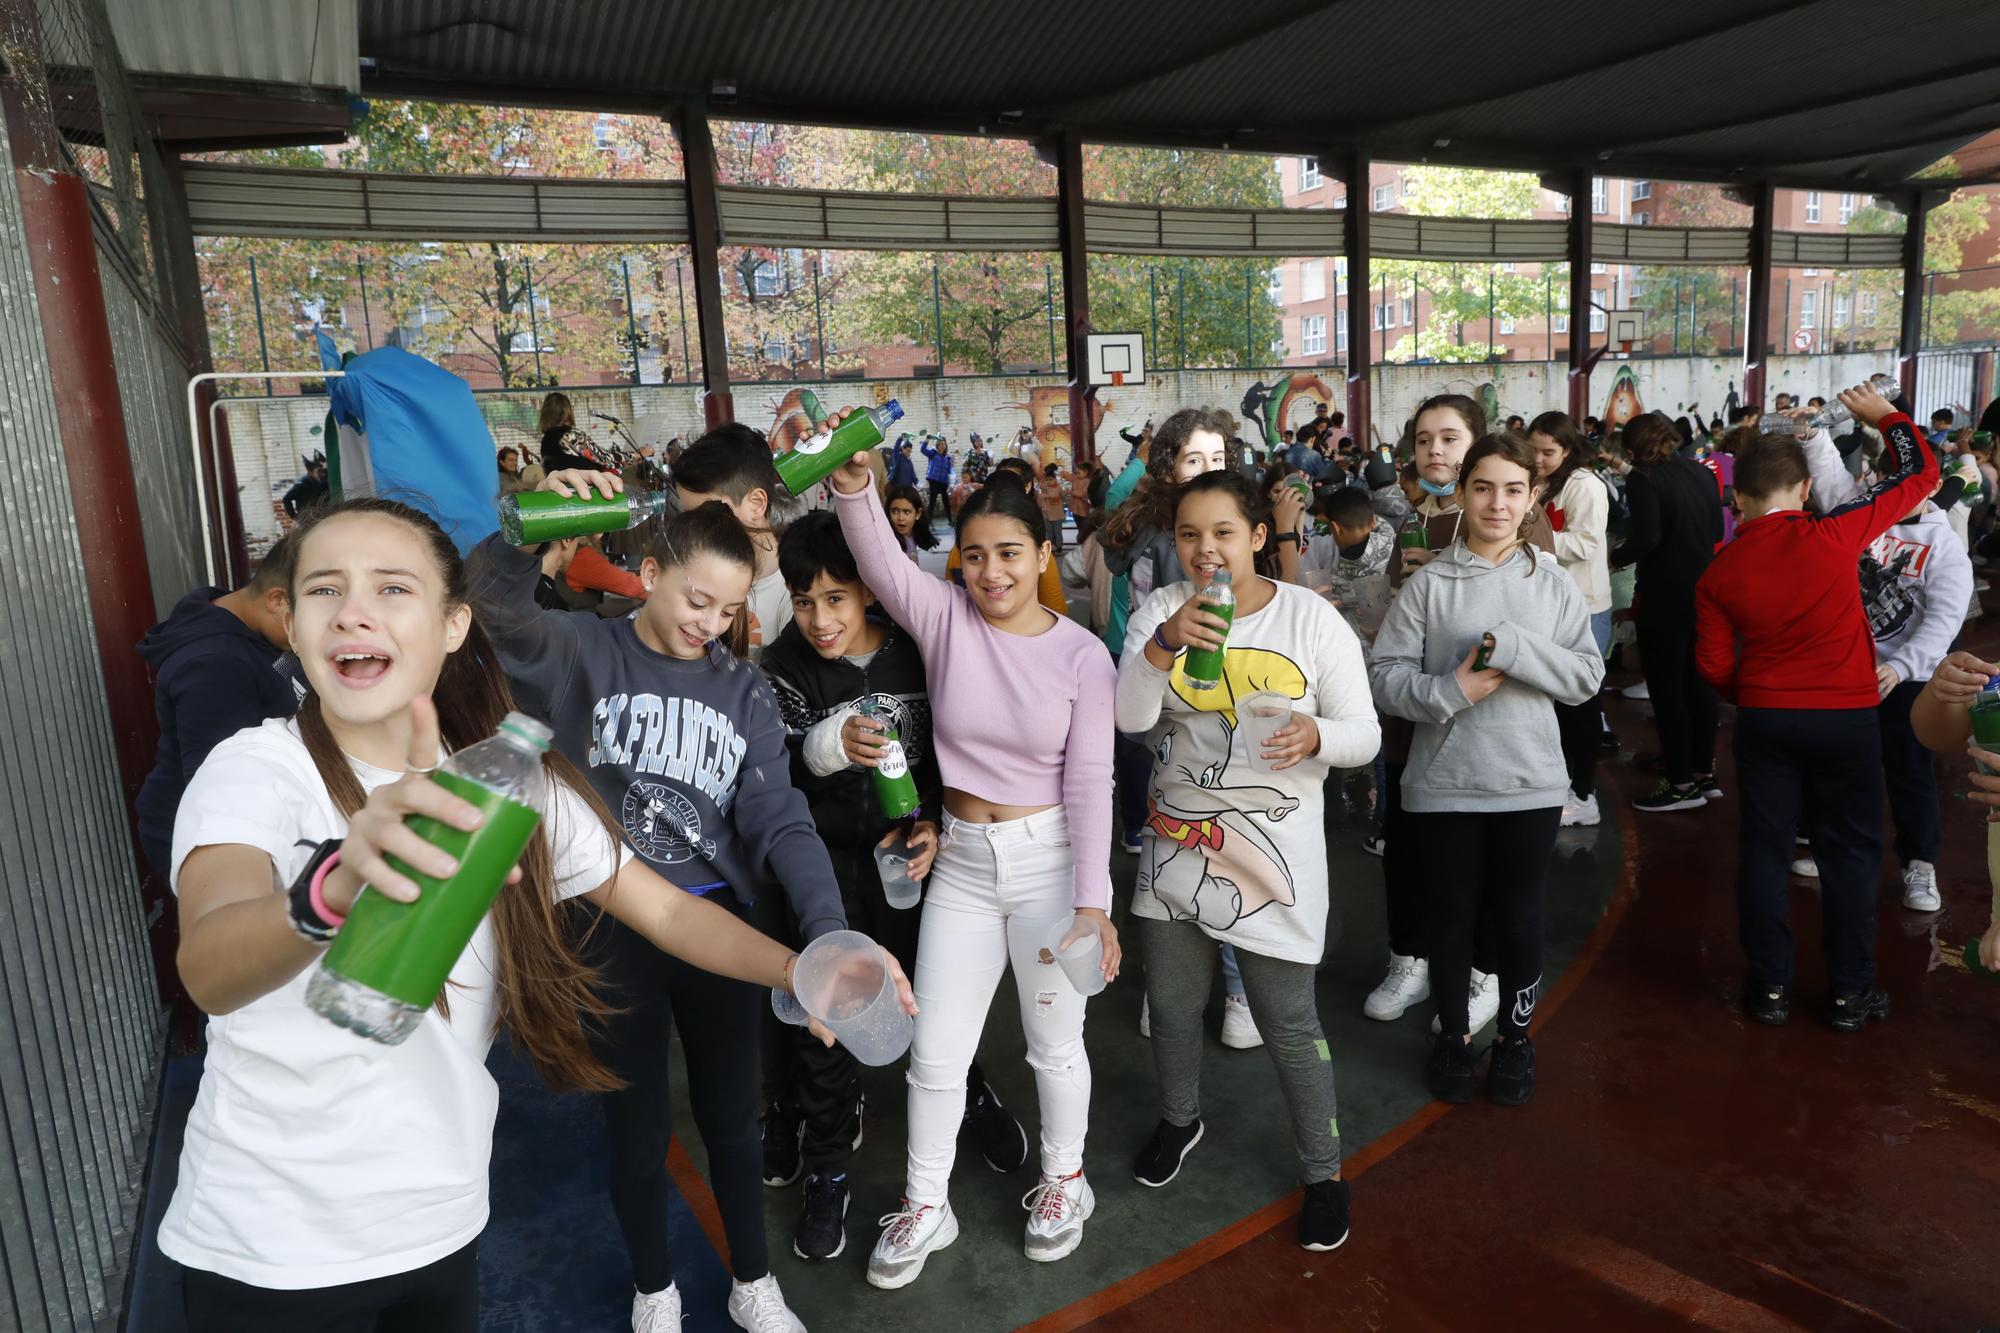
[{"xmin": 1141, "ymin": 916, "xmax": 1341, "ymax": 1183}]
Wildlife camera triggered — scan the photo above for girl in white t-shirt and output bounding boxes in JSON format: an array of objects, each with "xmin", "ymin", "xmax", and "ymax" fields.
[
  {"xmin": 1114, "ymin": 469, "xmax": 1380, "ymax": 1253},
  {"xmin": 165, "ymin": 497, "xmax": 888, "ymax": 1330}
]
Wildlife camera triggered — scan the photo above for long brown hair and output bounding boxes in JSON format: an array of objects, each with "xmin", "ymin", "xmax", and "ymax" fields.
[
  {"xmin": 649, "ymin": 500, "xmax": 759, "ymax": 659},
  {"xmin": 288, "ymin": 497, "xmax": 625, "ymax": 1093},
  {"xmin": 537, "ymin": 392, "xmax": 576, "ymax": 434},
  {"xmin": 1458, "ymin": 432, "xmax": 1543, "ymax": 578},
  {"xmin": 1099, "ymin": 406, "xmax": 1235, "ymax": 552},
  {"xmin": 1526, "ymin": 409, "xmax": 1589, "ymax": 499},
  {"xmin": 1623, "ymin": 412, "xmax": 1683, "ymax": 467},
  {"xmin": 1414, "ymin": 392, "xmax": 1488, "ymax": 441}
]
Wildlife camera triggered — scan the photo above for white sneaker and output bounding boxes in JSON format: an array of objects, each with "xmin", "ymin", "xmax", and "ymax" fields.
[
  {"xmin": 1363, "ymin": 953, "xmax": 1430, "ymax": 1021},
  {"xmin": 632, "ymin": 1285, "xmax": 682, "ymax": 1333},
  {"xmin": 1431, "ymin": 969, "xmax": 1501, "ymax": 1035},
  {"xmin": 1621, "ymin": 681, "xmax": 1651, "ymax": 700},
  {"xmin": 1138, "ymin": 993, "xmax": 1150, "ymax": 1038},
  {"xmin": 866, "ymin": 1199, "xmax": 959, "ymax": 1290},
  {"xmin": 1220, "ymin": 992, "xmax": 1263, "ymax": 1049},
  {"xmin": 727, "ymin": 1275, "xmax": 804, "ymax": 1333},
  {"xmin": 1022, "ymin": 1172, "xmax": 1094, "ymax": 1262},
  {"xmin": 1791, "ymin": 856, "xmax": 1820, "ymax": 878},
  {"xmin": 1561, "ymin": 790, "xmax": 1601, "ymax": 827},
  {"xmin": 1901, "ymin": 860, "xmax": 1941, "ymax": 912}
]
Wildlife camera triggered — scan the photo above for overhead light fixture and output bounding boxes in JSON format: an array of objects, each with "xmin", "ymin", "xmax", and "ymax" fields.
[
  {"xmin": 998, "ymin": 109, "xmax": 1025, "ymax": 123},
  {"xmin": 711, "ymin": 78, "xmax": 738, "ymax": 104},
  {"xmin": 1597, "ymin": 150, "xmax": 1613, "ymax": 161},
  {"xmin": 1433, "ymin": 138, "xmax": 1451, "ymax": 149}
]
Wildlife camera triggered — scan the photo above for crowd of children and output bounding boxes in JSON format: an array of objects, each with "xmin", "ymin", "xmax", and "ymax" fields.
[{"xmin": 138, "ymin": 377, "xmax": 1995, "ymax": 1331}]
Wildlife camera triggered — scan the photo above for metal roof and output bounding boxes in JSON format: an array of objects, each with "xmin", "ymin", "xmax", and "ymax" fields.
[{"xmin": 352, "ymin": 0, "xmax": 2000, "ymax": 192}]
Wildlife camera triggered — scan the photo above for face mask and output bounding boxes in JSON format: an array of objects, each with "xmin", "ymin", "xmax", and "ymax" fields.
[{"xmin": 1418, "ymin": 477, "xmax": 1457, "ymax": 497}]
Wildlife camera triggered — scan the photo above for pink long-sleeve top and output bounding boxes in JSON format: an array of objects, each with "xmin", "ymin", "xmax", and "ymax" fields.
[{"xmin": 832, "ymin": 484, "xmax": 1116, "ymax": 910}]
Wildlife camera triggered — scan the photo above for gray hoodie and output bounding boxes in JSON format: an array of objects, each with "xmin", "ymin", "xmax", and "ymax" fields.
[{"xmin": 1369, "ymin": 541, "xmax": 1604, "ymax": 813}]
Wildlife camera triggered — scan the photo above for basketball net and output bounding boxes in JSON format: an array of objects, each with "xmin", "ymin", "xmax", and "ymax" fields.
[{"xmin": 1110, "ymin": 371, "xmax": 1125, "ymax": 386}]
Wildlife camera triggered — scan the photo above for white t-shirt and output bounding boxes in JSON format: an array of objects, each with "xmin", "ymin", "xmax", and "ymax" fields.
[
  {"xmin": 1115, "ymin": 580, "xmax": 1380, "ymax": 964},
  {"xmin": 160, "ymin": 717, "xmax": 628, "ymax": 1289},
  {"xmin": 747, "ymin": 567, "xmax": 793, "ymax": 661}
]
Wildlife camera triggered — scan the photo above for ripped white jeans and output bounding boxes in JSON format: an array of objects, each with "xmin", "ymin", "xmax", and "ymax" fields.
[{"xmin": 903, "ymin": 806, "xmax": 1092, "ymax": 1205}]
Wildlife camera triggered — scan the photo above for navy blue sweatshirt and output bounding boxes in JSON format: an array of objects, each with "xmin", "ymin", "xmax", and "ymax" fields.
[
  {"xmin": 468, "ymin": 534, "xmax": 845, "ymax": 940},
  {"xmin": 134, "ymin": 587, "xmax": 298, "ymax": 878}
]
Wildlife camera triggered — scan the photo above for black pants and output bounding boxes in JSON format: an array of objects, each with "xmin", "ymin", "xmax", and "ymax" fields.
[
  {"xmin": 927, "ymin": 481, "xmax": 952, "ymax": 522},
  {"xmin": 578, "ymin": 901, "xmax": 767, "ymax": 1291},
  {"xmin": 1878, "ymin": 679, "xmax": 1940, "ymax": 867},
  {"xmin": 181, "ymin": 1240, "xmax": 478, "ymax": 1332},
  {"xmin": 1410, "ymin": 807, "xmax": 1562, "ymax": 1039},
  {"xmin": 1114, "ymin": 732, "xmax": 1153, "ymax": 847},
  {"xmin": 1638, "ymin": 602, "xmax": 1717, "ymax": 784},
  {"xmin": 1734, "ymin": 706, "xmax": 1883, "ymax": 993},
  {"xmin": 756, "ymin": 846, "xmax": 931, "ymax": 1175},
  {"xmin": 1381, "ymin": 761, "xmax": 1498, "ymax": 972},
  {"xmin": 1554, "ymin": 693, "xmax": 1604, "ymax": 800}
]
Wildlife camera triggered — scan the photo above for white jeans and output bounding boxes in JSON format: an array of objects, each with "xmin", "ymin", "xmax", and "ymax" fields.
[{"xmin": 904, "ymin": 806, "xmax": 1092, "ymax": 1205}]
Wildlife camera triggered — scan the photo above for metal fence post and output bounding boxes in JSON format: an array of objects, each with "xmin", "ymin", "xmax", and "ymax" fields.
[
  {"xmin": 356, "ymin": 256, "xmax": 372, "ymax": 349},
  {"xmin": 675, "ymin": 256, "xmax": 692, "ymax": 382},
  {"xmin": 932, "ymin": 260, "xmax": 944, "ymax": 371},
  {"xmin": 248, "ymin": 254, "xmax": 270, "ymax": 373},
  {"xmin": 524, "ymin": 255, "xmax": 544, "ymax": 385},
  {"xmin": 622, "ymin": 256, "xmax": 641, "ymax": 385},
  {"xmin": 813, "ymin": 256, "xmax": 827, "ymax": 380}
]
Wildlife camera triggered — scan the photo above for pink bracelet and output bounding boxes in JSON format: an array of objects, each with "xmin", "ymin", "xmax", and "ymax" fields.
[{"xmin": 308, "ymin": 850, "xmax": 348, "ymax": 927}]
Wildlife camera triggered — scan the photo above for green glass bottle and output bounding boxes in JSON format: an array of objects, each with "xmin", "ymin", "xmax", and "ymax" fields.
[
  {"xmin": 1181, "ymin": 569, "xmax": 1235, "ymax": 692},
  {"xmin": 856, "ymin": 696, "xmax": 920, "ymax": 819},
  {"xmin": 773, "ymin": 401, "xmax": 905, "ymax": 496},
  {"xmin": 1397, "ymin": 511, "xmax": 1429, "ymax": 551},
  {"xmin": 306, "ymin": 713, "xmax": 552, "ymax": 1046},
  {"xmin": 1970, "ymin": 676, "xmax": 2000, "ymax": 775},
  {"xmin": 1473, "ymin": 633, "xmax": 1496, "ymax": 671},
  {"xmin": 1964, "ymin": 939, "xmax": 1997, "ymax": 979},
  {"xmin": 498, "ymin": 489, "xmax": 669, "ymax": 545}
]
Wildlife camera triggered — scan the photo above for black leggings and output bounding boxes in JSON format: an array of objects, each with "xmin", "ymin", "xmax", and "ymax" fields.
[
  {"xmin": 1411, "ymin": 807, "xmax": 1562, "ymax": 1039},
  {"xmin": 1637, "ymin": 603, "xmax": 1717, "ymax": 784},
  {"xmin": 578, "ymin": 902, "xmax": 767, "ymax": 1292},
  {"xmin": 180, "ymin": 1239, "xmax": 478, "ymax": 1332},
  {"xmin": 1554, "ymin": 693, "xmax": 1605, "ymax": 800},
  {"xmin": 1381, "ymin": 761, "xmax": 1498, "ymax": 973},
  {"xmin": 927, "ymin": 481, "xmax": 952, "ymax": 521}
]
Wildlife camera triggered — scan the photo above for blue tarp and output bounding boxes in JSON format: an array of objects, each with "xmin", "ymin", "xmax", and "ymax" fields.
[{"xmin": 321, "ymin": 335, "xmax": 499, "ymax": 553}]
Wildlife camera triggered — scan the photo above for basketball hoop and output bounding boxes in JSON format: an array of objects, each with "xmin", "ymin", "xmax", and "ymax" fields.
[
  {"xmin": 1086, "ymin": 332, "xmax": 1145, "ymax": 388},
  {"xmin": 1110, "ymin": 370, "xmax": 1125, "ymax": 386}
]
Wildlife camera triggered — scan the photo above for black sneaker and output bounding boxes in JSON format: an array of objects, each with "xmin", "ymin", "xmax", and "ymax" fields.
[
  {"xmin": 1826, "ymin": 984, "xmax": 1889, "ymax": 1033},
  {"xmin": 1485, "ymin": 1035, "xmax": 1535, "ymax": 1106},
  {"xmin": 1632, "ymin": 779, "xmax": 1706, "ymax": 813},
  {"xmin": 964, "ymin": 1079, "xmax": 1029, "ymax": 1173},
  {"xmin": 761, "ymin": 1104, "xmax": 802, "ymax": 1187},
  {"xmin": 1692, "ymin": 772, "xmax": 1725, "ymax": 800},
  {"xmin": 1742, "ymin": 980, "xmax": 1790, "ymax": 1026},
  {"xmin": 1427, "ymin": 1033, "xmax": 1480, "ymax": 1105},
  {"xmin": 1132, "ymin": 1118, "xmax": 1205, "ymax": 1187},
  {"xmin": 1298, "ymin": 1178, "xmax": 1350, "ymax": 1252},
  {"xmin": 792, "ymin": 1171, "xmax": 849, "ymax": 1261}
]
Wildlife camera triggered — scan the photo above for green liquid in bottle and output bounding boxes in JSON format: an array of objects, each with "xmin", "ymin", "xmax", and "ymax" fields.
[
  {"xmin": 1965, "ymin": 940, "xmax": 1997, "ymax": 979},
  {"xmin": 857, "ymin": 698, "xmax": 920, "ymax": 819},
  {"xmin": 1969, "ymin": 681, "xmax": 2000, "ymax": 775},
  {"xmin": 1181, "ymin": 575, "xmax": 1236, "ymax": 693},
  {"xmin": 310, "ymin": 771, "xmax": 541, "ymax": 1043},
  {"xmin": 773, "ymin": 402, "xmax": 904, "ymax": 496},
  {"xmin": 499, "ymin": 490, "xmax": 650, "ymax": 545}
]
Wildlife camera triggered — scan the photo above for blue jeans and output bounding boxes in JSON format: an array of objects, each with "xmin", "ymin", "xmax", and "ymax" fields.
[{"xmin": 1590, "ymin": 608, "xmax": 1613, "ymax": 656}]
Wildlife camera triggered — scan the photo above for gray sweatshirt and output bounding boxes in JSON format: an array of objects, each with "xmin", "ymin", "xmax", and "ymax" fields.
[{"xmin": 1369, "ymin": 541, "xmax": 1604, "ymax": 813}]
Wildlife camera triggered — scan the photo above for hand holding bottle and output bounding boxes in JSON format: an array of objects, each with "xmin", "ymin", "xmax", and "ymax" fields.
[
  {"xmin": 824, "ymin": 407, "xmax": 874, "ymax": 494},
  {"xmin": 1453, "ymin": 636, "xmax": 1504, "ymax": 705},
  {"xmin": 541, "ymin": 468, "xmax": 623, "ymax": 501},
  {"xmin": 1837, "ymin": 381, "xmax": 1898, "ymax": 429},
  {"xmin": 842, "ymin": 711, "xmax": 891, "ymax": 768},
  {"xmin": 1159, "ymin": 588, "xmax": 1231, "ymax": 652},
  {"xmin": 1925, "ymin": 650, "xmax": 1997, "ymax": 705}
]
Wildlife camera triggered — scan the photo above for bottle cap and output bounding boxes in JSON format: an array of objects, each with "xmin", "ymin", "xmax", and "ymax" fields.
[
  {"xmin": 882, "ymin": 399, "xmax": 905, "ymax": 425},
  {"xmin": 1209, "ymin": 568, "xmax": 1233, "ymax": 584},
  {"xmin": 498, "ymin": 711, "xmax": 554, "ymax": 751}
]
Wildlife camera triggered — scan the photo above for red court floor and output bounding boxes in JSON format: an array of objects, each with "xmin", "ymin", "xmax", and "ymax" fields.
[{"xmin": 1038, "ymin": 632, "xmax": 2000, "ymax": 1333}]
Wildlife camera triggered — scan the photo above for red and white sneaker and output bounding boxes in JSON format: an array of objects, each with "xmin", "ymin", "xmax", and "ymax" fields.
[
  {"xmin": 1022, "ymin": 1171, "xmax": 1094, "ymax": 1262},
  {"xmin": 866, "ymin": 1198, "xmax": 958, "ymax": 1290}
]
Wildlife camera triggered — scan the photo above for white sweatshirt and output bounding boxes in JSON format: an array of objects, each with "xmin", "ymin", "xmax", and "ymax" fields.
[{"xmin": 1545, "ymin": 469, "xmax": 1612, "ymax": 613}]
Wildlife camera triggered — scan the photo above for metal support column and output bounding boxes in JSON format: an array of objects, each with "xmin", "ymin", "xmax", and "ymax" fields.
[
  {"xmin": 1565, "ymin": 169, "xmax": 1594, "ymax": 421},
  {"xmin": 669, "ymin": 105, "xmax": 733, "ymax": 427},
  {"xmin": 1744, "ymin": 183, "xmax": 1776, "ymax": 409},
  {"xmin": 1054, "ymin": 134, "xmax": 1094, "ymax": 466},
  {"xmin": 1898, "ymin": 191, "xmax": 1941, "ymax": 402},
  {"xmin": 1342, "ymin": 151, "xmax": 1372, "ymax": 449}
]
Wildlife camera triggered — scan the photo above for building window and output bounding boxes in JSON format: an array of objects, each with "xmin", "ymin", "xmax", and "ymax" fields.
[
  {"xmin": 1401, "ymin": 174, "xmax": 1415, "ymax": 199},
  {"xmin": 1335, "ymin": 256, "xmax": 1348, "ymax": 294},
  {"xmin": 1372, "ymin": 183, "xmax": 1393, "ymax": 212},
  {"xmin": 1632, "ymin": 179, "xmax": 1651, "ymax": 200},
  {"xmin": 1332, "ymin": 194, "xmax": 1346, "ymax": 210},
  {"xmin": 508, "ymin": 329, "xmax": 543, "ymax": 353},
  {"xmin": 593, "ymin": 115, "xmax": 618, "ymax": 150},
  {"xmin": 1401, "ymin": 297, "xmax": 1415, "ymax": 326},
  {"xmin": 1500, "ymin": 261, "xmax": 1517, "ymax": 273},
  {"xmin": 762, "ymin": 336, "xmax": 788, "ymax": 362},
  {"xmin": 1499, "ymin": 315, "xmax": 1516, "ymax": 335},
  {"xmin": 1799, "ymin": 289, "xmax": 1818, "ymax": 329},
  {"xmin": 1804, "ymin": 191, "xmax": 1822, "ymax": 223},
  {"xmin": 1589, "ymin": 307, "xmax": 1607, "ymax": 333},
  {"xmin": 1632, "ymin": 212, "xmax": 1649, "ymax": 226},
  {"xmin": 1803, "ymin": 267, "xmax": 1819, "ymax": 277},
  {"xmin": 1590, "ymin": 261, "xmax": 1606, "ymax": 274},
  {"xmin": 753, "ymin": 259, "xmax": 784, "ymax": 297},
  {"xmin": 1300, "ymin": 156, "xmax": 1322, "ymax": 190},
  {"xmin": 1839, "ymin": 193, "xmax": 1856, "ymax": 224},
  {"xmin": 1302, "ymin": 314, "xmax": 1327, "ymax": 355},
  {"xmin": 1553, "ymin": 312, "xmax": 1570, "ymax": 333},
  {"xmin": 1833, "ymin": 293, "xmax": 1850, "ymax": 327},
  {"xmin": 1301, "ymin": 259, "xmax": 1326, "ymax": 303},
  {"xmin": 1861, "ymin": 291, "xmax": 1879, "ymax": 322},
  {"xmin": 1335, "ymin": 318, "xmax": 1348, "ymax": 354},
  {"xmin": 1372, "ymin": 301, "xmax": 1388, "ymax": 330},
  {"xmin": 1591, "ymin": 177, "xmax": 1607, "ymax": 214}
]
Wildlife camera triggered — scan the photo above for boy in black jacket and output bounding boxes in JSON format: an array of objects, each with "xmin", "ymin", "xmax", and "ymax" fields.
[{"xmin": 759, "ymin": 511, "xmax": 1027, "ymax": 1262}]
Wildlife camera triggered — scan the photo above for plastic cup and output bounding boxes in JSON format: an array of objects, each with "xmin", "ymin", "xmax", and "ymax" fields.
[
  {"xmin": 1040, "ymin": 915, "xmax": 1107, "ymax": 997},
  {"xmin": 1240, "ymin": 690, "xmax": 1294, "ymax": 775},
  {"xmin": 874, "ymin": 836, "xmax": 921, "ymax": 910},
  {"xmin": 786, "ymin": 930, "xmax": 912, "ymax": 1066}
]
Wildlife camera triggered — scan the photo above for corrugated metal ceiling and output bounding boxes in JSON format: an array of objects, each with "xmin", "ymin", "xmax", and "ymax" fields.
[
  {"xmin": 100, "ymin": 0, "xmax": 360, "ymax": 91},
  {"xmin": 348, "ymin": 0, "xmax": 2000, "ymax": 190}
]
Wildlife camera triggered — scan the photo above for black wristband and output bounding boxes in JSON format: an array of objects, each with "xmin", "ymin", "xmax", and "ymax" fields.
[
  {"xmin": 1151, "ymin": 623, "xmax": 1174, "ymax": 653},
  {"xmin": 1276, "ymin": 531, "xmax": 1301, "ymax": 545},
  {"xmin": 286, "ymin": 838, "xmax": 345, "ymax": 945}
]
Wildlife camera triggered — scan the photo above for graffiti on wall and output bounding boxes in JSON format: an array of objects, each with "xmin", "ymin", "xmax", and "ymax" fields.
[
  {"xmin": 1000, "ymin": 382, "xmax": 1108, "ymax": 471},
  {"xmin": 1241, "ymin": 372, "xmax": 1339, "ymax": 452}
]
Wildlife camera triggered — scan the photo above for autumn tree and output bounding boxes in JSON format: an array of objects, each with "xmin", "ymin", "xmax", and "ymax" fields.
[{"xmin": 1378, "ymin": 167, "xmax": 1547, "ymax": 363}]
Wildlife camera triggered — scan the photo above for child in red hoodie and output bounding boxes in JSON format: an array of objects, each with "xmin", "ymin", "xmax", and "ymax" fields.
[{"xmin": 1694, "ymin": 383, "xmax": 1936, "ymax": 1032}]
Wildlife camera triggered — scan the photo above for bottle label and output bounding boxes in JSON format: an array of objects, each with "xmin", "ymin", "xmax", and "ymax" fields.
[
  {"xmin": 793, "ymin": 428, "xmax": 834, "ymax": 457},
  {"xmin": 878, "ymin": 741, "xmax": 909, "ymax": 780}
]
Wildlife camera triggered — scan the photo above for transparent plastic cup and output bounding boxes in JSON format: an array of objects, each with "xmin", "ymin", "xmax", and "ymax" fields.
[
  {"xmin": 1240, "ymin": 690, "xmax": 1294, "ymax": 774},
  {"xmin": 769, "ymin": 930, "xmax": 911, "ymax": 1066},
  {"xmin": 1040, "ymin": 914, "xmax": 1107, "ymax": 996},
  {"xmin": 874, "ymin": 835, "xmax": 921, "ymax": 910}
]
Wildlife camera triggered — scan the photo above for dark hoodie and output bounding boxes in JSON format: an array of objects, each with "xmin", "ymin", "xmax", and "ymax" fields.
[{"xmin": 134, "ymin": 587, "xmax": 298, "ymax": 877}]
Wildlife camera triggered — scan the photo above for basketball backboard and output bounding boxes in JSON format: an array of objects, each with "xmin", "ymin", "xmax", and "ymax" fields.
[
  {"xmin": 1608, "ymin": 309, "xmax": 1645, "ymax": 348},
  {"xmin": 1086, "ymin": 332, "xmax": 1145, "ymax": 387}
]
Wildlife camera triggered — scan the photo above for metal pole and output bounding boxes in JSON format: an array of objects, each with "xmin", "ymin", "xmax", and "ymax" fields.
[
  {"xmin": 1730, "ymin": 275, "xmax": 1739, "ymax": 353},
  {"xmin": 1924, "ymin": 272, "xmax": 1936, "ymax": 348},
  {"xmin": 1781, "ymin": 277, "xmax": 1791, "ymax": 352},
  {"xmin": 675, "ymin": 256, "xmax": 692, "ymax": 382},
  {"xmin": 1744, "ymin": 184, "xmax": 1775, "ymax": 406},
  {"xmin": 622, "ymin": 257, "xmax": 641, "ymax": 385},
  {"xmin": 1177, "ymin": 266, "xmax": 1187, "ymax": 370},
  {"xmin": 1848, "ymin": 268, "xmax": 1858, "ymax": 349},
  {"xmin": 1380, "ymin": 274, "xmax": 1388, "ymax": 362},
  {"xmin": 1671, "ymin": 271, "xmax": 1680, "ymax": 355},
  {"xmin": 932, "ymin": 261, "xmax": 945, "ymax": 372},
  {"xmin": 1244, "ymin": 264, "xmax": 1253, "ymax": 368},
  {"xmin": 249, "ymin": 254, "xmax": 271, "ymax": 373},
  {"xmin": 524, "ymin": 255, "xmax": 544, "ymax": 386},
  {"xmin": 813, "ymin": 257, "xmax": 827, "ymax": 380},
  {"xmin": 356, "ymin": 256, "xmax": 373, "ymax": 349},
  {"xmin": 1545, "ymin": 271, "xmax": 1553, "ymax": 362},
  {"xmin": 1149, "ymin": 267, "xmax": 1158, "ymax": 368},
  {"xmin": 1046, "ymin": 262, "xmax": 1057, "ymax": 368},
  {"xmin": 1486, "ymin": 269, "xmax": 1494, "ymax": 364}
]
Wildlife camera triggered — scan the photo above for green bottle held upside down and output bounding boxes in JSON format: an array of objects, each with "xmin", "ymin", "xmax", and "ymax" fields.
[
  {"xmin": 773, "ymin": 401, "xmax": 905, "ymax": 497},
  {"xmin": 306, "ymin": 713, "xmax": 552, "ymax": 1046},
  {"xmin": 498, "ymin": 488, "xmax": 670, "ymax": 546}
]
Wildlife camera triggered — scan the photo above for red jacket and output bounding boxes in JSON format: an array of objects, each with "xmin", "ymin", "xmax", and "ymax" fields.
[{"xmin": 1694, "ymin": 411, "xmax": 1935, "ymax": 710}]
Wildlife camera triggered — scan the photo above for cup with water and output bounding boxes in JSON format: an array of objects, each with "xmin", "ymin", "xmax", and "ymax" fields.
[
  {"xmin": 767, "ymin": 929, "xmax": 912, "ymax": 1066},
  {"xmin": 1040, "ymin": 914, "xmax": 1108, "ymax": 997},
  {"xmin": 874, "ymin": 832, "xmax": 922, "ymax": 910},
  {"xmin": 1240, "ymin": 690, "xmax": 1295, "ymax": 774}
]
